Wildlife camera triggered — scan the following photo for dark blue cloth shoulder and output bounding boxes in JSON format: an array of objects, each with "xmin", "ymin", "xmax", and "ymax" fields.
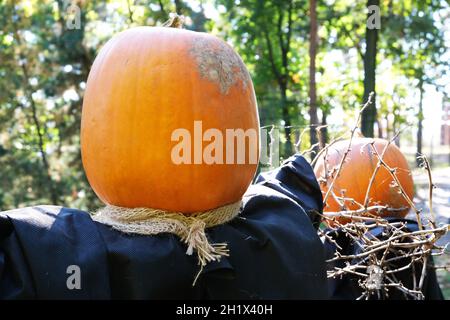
[{"xmin": 0, "ymin": 154, "xmax": 328, "ymax": 299}]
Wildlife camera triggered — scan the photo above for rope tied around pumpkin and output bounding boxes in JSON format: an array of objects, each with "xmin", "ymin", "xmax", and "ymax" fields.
[{"xmin": 92, "ymin": 200, "xmax": 242, "ymax": 286}]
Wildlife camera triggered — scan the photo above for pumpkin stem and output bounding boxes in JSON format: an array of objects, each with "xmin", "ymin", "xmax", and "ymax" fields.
[{"xmin": 163, "ymin": 13, "xmax": 185, "ymax": 29}]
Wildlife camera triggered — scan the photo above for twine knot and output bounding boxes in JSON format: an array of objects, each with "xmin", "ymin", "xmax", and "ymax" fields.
[{"xmin": 185, "ymin": 219, "xmax": 206, "ymax": 256}]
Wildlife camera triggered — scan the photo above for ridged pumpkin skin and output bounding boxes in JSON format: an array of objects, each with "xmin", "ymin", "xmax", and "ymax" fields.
[
  {"xmin": 81, "ymin": 27, "xmax": 260, "ymax": 212},
  {"xmin": 314, "ymin": 138, "xmax": 414, "ymax": 223}
]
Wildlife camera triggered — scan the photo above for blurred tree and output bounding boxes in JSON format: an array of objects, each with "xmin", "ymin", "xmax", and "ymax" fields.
[
  {"xmin": 315, "ymin": 0, "xmax": 366, "ymax": 134},
  {"xmin": 361, "ymin": 0, "xmax": 380, "ymax": 137},
  {"xmin": 318, "ymin": 0, "xmax": 448, "ymax": 145},
  {"xmin": 308, "ymin": 0, "xmax": 319, "ymax": 152},
  {"xmin": 0, "ymin": 0, "xmax": 209, "ymax": 210},
  {"xmin": 382, "ymin": 0, "xmax": 448, "ymax": 166},
  {"xmin": 217, "ymin": 0, "xmax": 310, "ymax": 158},
  {"xmin": 0, "ymin": 0, "xmax": 99, "ymax": 208}
]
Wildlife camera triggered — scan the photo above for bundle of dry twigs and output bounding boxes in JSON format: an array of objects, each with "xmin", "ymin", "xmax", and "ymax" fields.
[{"xmin": 304, "ymin": 93, "xmax": 450, "ymax": 300}]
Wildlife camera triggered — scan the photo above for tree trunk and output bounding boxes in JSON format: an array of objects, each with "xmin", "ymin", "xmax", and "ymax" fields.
[
  {"xmin": 320, "ymin": 111, "xmax": 329, "ymax": 148},
  {"xmin": 416, "ymin": 78, "xmax": 424, "ymax": 167},
  {"xmin": 309, "ymin": 0, "xmax": 319, "ymax": 154},
  {"xmin": 174, "ymin": 0, "xmax": 183, "ymax": 14},
  {"xmin": 280, "ymin": 86, "xmax": 293, "ymax": 156},
  {"xmin": 362, "ymin": 0, "xmax": 380, "ymax": 137},
  {"xmin": 377, "ymin": 116, "xmax": 384, "ymax": 138}
]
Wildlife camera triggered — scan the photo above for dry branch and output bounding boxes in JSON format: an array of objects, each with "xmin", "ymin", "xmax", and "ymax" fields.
[{"xmin": 317, "ymin": 94, "xmax": 449, "ymax": 300}]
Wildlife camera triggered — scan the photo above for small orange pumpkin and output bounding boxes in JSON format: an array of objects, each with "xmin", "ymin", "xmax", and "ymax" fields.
[
  {"xmin": 314, "ymin": 137, "xmax": 414, "ymax": 223},
  {"xmin": 81, "ymin": 26, "xmax": 260, "ymax": 213}
]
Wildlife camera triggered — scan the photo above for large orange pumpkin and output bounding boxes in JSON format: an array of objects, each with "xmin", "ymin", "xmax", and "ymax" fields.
[
  {"xmin": 314, "ymin": 137, "xmax": 414, "ymax": 223},
  {"xmin": 81, "ymin": 26, "xmax": 260, "ymax": 213}
]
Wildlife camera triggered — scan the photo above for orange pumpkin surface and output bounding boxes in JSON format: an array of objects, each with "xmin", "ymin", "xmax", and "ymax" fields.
[
  {"xmin": 81, "ymin": 26, "xmax": 260, "ymax": 213},
  {"xmin": 314, "ymin": 138, "xmax": 414, "ymax": 223}
]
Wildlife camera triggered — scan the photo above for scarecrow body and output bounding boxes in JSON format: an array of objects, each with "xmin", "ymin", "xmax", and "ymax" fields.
[{"xmin": 0, "ymin": 155, "xmax": 328, "ymax": 299}]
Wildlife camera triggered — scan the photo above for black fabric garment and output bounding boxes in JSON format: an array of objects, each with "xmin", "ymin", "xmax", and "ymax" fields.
[
  {"xmin": 324, "ymin": 218, "xmax": 444, "ymax": 300},
  {"xmin": 0, "ymin": 154, "xmax": 328, "ymax": 300}
]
